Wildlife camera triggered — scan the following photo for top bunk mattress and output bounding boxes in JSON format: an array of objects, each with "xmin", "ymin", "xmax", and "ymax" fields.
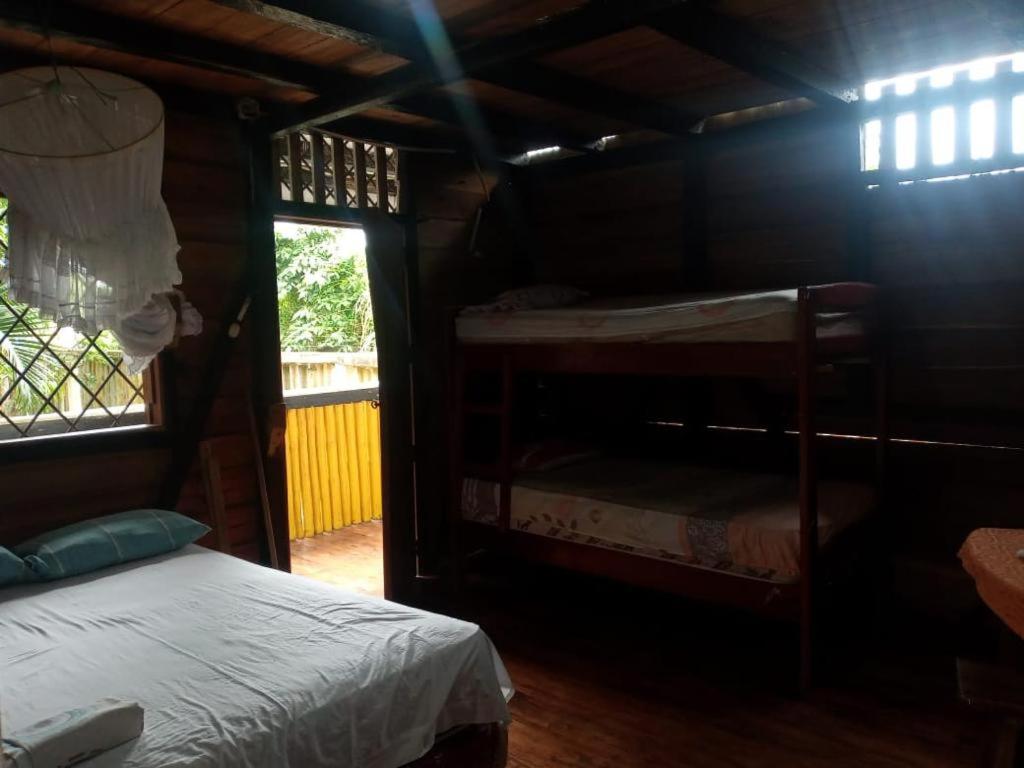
[
  {"xmin": 456, "ymin": 289, "xmax": 863, "ymax": 345},
  {"xmin": 0, "ymin": 546, "xmax": 511, "ymax": 768}
]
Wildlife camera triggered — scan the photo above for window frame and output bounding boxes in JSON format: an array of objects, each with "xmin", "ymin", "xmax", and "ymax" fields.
[
  {"xmin": 860, "ymin": 54, "xmax": 1024, "ymax": 184},
  {"xmin": 0, "ymin": 197, "xmax": 171, "ymax": 454}
]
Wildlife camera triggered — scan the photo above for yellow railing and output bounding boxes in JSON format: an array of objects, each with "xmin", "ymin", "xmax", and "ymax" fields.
[
  {"xmin": 283, "ymin": 352, "xmax": 381, "ymax": 541},
  {"xmin": 285, "ymin": 394, "xmax": 382, "ymax": 540}
]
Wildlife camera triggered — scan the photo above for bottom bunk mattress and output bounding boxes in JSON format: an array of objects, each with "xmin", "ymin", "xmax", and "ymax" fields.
[
  {"xmin": 462, "ymin": 458, "xmax": 872, "ymax": 583},
  {"xmin": 0, "ymin": 546, "xmax": 512, "ymax": 768}
]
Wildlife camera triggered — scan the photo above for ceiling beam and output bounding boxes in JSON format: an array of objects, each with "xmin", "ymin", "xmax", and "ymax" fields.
[
  {"xmin": 0, "ymin": 0, "xmax": 587, "ymax": 154},
  {"xmin": 647, "ymin": 5, "xmax": 858, "ymax": 107},
  {"xmin": 215, "ymin": 0, "xmax": 700, "ymax": 136},
  {"xmin": 269, "ymin": 0, "xmax": 694, "ymax": 134},
  {"xmin": 0, "ymin": 0, "xmax": 330, "ymax": 92},
  {"xmin": 478, "ymin": 61, "xmax": 703, "ymax": 135},
  {"xmin": 212, "ymin": 0, "xmax": 700, "ymax": 135},
  {"xmin": 387, "ymin": 92, "xmax": 599, "ymax": 152},
  {"xmin": 206, "ymin": 0, "xmax": 430, "ymax": 60},
  {"xmin": 316, "ymin": 117, "xmax": 467, "ymax": 152}
]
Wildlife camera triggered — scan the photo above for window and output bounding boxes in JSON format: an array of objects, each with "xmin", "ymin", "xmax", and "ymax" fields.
[
  {"xmin": 275, "ymin": 131, "xmax": 401, "ymax": 213},
  {"xmin": 861, "ymin": 52, "xmax": 1024, "ymax": 182},
  {"xmin": 0, "ymin": 198, "xmax": 156, "ymax": 441}
]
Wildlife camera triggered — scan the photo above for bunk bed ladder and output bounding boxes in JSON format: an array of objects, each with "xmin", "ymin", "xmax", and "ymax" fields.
[
  {"xmin": 496, "ymin": 353, "xmax": 513, "ymax": 533},
  {"xmin": 449, "ymin": 347, "xmax": 514, "ymax": 586},
  {"xmin": 796, "ymin": 287, "xmax": 819, "ymax": 694}
]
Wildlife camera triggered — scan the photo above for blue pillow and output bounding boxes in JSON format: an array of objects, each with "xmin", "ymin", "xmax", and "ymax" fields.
[
  {"xmin": 15, "ymin": 510, "xmax": 210, "ymax": 581},
  {"xmin": 0, "ymin": 546, "xmax": 34, "ymax": 587}
]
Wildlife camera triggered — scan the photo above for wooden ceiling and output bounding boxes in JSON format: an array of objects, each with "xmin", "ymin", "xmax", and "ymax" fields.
[{"xmin": 0, "ymin": 0, "xmax": 1016, "ymax": 158}]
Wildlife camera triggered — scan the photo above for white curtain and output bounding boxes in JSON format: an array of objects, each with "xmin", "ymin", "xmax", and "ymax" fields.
[{"xmin": 0, "ymin": 67, "xmax": 199, "ymax": 372}]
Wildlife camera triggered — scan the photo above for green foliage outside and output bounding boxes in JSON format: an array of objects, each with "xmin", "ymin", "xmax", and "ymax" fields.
[{"xmin": 275, "ymin": 225, "xmax": 374, "ymax": 353}]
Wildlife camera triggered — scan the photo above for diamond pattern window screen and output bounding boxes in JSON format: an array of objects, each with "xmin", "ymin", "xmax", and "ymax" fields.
[
  {"xmin": 0, "ymin": 198, "xmax": 154, "ymax": 441},
  {"xmin": 275, "ymin": 130, "xmax": 401, "ymax": 214}
]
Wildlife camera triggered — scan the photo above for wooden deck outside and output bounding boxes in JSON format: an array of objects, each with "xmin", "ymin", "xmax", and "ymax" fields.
[{"xmin": 290, "ymin": 521, "xmax": 385, "ymax": 598}]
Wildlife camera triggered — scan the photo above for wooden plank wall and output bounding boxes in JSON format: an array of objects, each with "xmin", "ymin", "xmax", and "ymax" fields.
[
  {"xmin": 0, "ymin": 101, "xmax": 270, "ymax": 564},
  {"xmin": 406, "ymin": 152, "xmax": 525, "ymax": 576},
  {"xmin": 529, "ymin": 160, "xmax": 688, "ymax": 292},
  {"xmin": 515, "ymin": 119, "xmax": 1024, "ymax": 565}
]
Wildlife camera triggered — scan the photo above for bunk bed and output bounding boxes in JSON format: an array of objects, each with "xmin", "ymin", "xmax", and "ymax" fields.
[{"xmin": 450, "ymin": 282, "xmax": 888, "ymax": 690}]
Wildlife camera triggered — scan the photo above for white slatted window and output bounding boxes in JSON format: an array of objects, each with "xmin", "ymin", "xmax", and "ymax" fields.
[{"xmin": 861, "ymin": 52, "xmax": 1024, "ymax": 183}]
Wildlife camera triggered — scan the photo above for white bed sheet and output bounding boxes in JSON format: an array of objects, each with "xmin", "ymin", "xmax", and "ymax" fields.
[
  {"xmin": 456, "ymin": 289, "xmax": 862, "ymax": 344},
  {"xmin": 0, "ymin": 546, "xmax": 511, "ymax": 768}
]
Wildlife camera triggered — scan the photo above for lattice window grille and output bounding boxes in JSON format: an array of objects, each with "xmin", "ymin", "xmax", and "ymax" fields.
[
  {"xmin": 323, "ymin": 138, "xmax": 338, "ymax": 206},
  {"xmin": 365, "ymin": 144, "xmax": 380, "ymax": 209},
  {"xmin": 276, "ymin": 139, "xmax": 291, "ymax": 201},
  {"xmin": 384, "ymin": 147, "xmax": 400, "ymax": 213},
  {"xmin": 0, "ymin": 201, "xmax": 148, "ymax": 441},
  {"xmin": 297, "ymin": 131, "xmax": 314, "ymax": 203},
  {"xmin": 275, "ymin": 130, "xmax": 401, "ymax": 213},
  {"xmin": 343, "ymin": 140, "xmax": 358, "ymax": 208}
]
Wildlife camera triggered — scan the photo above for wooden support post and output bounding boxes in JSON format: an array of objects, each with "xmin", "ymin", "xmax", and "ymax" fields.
[
  {"xmin": 873, "ymin": 299, "xmax": 890, "ymax": 510},
  {"xmin": 354, "ymin": 142, "xmax": 369, "ymax": 209},
  {"xmin": 448, "ymin": 336, "xmax": 467, "ymax": 587},
  {"xmin": 376, "ymin": 144, "xmax": 389, "ymax": 211},
  {"xmin": 364, "ymin": 209, "xmax": 418, "ymax": 603},
  {"xmin": 845, "ymin": 118, "xmax": 872, "ymax": 281},
  {"xmin": 497, "ymin": 353, "xmax": 513, "ymax": 533},
  {"xmin": 287, "ymin": 131, "xmax": 304, "ymax": 203},
  {"xmin": 248, "ymin": 127, "xmax": 290, "ymax": 572},
  {"xmin": 796, "ymin": 287, "xmax": 819, "ymax": 693}
]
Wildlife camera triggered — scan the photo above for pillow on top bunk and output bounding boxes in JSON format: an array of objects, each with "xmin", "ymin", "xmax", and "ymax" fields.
[
  {"xmin": 0, "ymin": 546, "xmax": 35, "ymax": 587},
  {"xmin": 462, "ymin": 284, "xmax": 588, "ymax": 314},
  {"xmin": 14, "ymin": 509, "xmax": 210, "ymax": 581}
]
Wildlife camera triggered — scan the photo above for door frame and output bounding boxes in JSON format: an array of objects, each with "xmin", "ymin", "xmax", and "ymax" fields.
[{"xmin": 249, "ymin": 131, "xmax": 421, "ymax": 601}]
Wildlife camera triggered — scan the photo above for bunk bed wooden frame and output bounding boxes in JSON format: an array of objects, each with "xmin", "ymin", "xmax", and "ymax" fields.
[{"xmin": 450, "ymin": 282, "xmax": 889, "ymax": 690}]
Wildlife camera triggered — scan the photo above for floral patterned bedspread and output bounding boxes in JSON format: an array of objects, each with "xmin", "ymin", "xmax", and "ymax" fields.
[{"xmin": 462, "ymin": 458, "xmax": 872, "ymax": 583}]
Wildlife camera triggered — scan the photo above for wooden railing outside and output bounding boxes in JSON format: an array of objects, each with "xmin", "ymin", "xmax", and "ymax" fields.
[{"xmin": 283, "ymin": 353, "xmax": 381, "ymax": 541}]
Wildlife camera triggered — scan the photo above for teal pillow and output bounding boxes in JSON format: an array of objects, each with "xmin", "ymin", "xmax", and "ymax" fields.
[
  {"xmin": 15, "ymin": 510, "xmax": 210, "ymax": 581},
  {"xmin": 0, "ymin": 546, "xmax": 34, "ymax": 587}
]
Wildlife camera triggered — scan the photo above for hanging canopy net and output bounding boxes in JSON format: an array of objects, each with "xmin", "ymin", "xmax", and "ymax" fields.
[{"xmin": 0, "ymin": 66, "xmax": 199, "ymax": 372}]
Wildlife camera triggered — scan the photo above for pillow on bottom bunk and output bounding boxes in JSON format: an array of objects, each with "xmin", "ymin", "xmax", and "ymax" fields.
[{"xmin": 15, "ymin": 509, "xmax": 210, "ymax": 581}]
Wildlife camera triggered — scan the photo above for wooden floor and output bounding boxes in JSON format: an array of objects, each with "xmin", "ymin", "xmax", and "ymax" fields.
[
  {"xmin": 289, "ymin": 530, "xmax": 986, "ymax": 767},
  {"xmin": 290, "ymin": 521, "xmax": 385, "ymax": 597}
]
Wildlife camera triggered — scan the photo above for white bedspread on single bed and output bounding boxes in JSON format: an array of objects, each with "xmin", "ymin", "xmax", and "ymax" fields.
[
  {"xmin": 456, "ymin": 289, "xmax": 862, "ymax": 344},
  {"xmin": 0, "ymin": 546, "xmax": 511, "ymax": 768}
]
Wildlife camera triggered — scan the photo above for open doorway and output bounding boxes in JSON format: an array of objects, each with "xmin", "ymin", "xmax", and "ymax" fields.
[{"xmin": 275, "ymin": 220, "xmax": 384, "ymax": 597}]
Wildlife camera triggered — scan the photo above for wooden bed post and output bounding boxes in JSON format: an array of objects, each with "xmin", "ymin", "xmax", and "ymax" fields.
[
  {"xmin": 498, "ymin": 352, "xmax": 513, "ymax": 533},
  {"xmin": 797, "ymin": 286, "xmax": 819, "ymax": 693},
  {"xmin": 873, "ymin": 297, "xmax": 890, "ymax": 510},
  {"xmin": 448, "ymin": 319, "xmax": 467, "ymax": 588}
]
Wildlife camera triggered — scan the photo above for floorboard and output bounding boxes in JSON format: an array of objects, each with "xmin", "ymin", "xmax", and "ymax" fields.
[
  {"xmin": 289, "ymin": 521, "xmax": 385, "ymax": 597},
  {"xmin": 289, "ymin": 529, "xmax": 985, "ymax": 766}
]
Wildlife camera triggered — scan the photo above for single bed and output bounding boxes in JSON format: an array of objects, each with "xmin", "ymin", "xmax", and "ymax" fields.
[
  {"xmin": 0, "ymin": 545, "xmax": 512, "ymax": 768},
  {"xmin": 462, "ymin": 457, "xmax": 872, "ymax": 583},
  {"xmin": 456, "ymin": 289, "xmax": 864, "ymax": 345}
]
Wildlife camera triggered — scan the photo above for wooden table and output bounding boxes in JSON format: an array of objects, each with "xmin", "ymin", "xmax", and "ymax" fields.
[{"xmin": 959, "ymin": 528, "xmax": 1024, "ymax": 768}]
